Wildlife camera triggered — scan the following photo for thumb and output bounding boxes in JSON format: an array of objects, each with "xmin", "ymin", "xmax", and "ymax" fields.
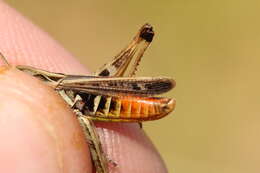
[{"xmin": 0, "ymin": 67, "xmax": 92, "ymax": 173}]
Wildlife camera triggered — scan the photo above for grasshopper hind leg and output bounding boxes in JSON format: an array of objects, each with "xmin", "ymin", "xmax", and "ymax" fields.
[{"xmin": 76, "ymin": 110, "xmax": 109, "ymax": 173}]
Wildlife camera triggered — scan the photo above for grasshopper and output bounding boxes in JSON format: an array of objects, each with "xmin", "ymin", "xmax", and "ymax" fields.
[{"xmin": 0, "ymin": 24, "xmax": 176, "ymax": 173}]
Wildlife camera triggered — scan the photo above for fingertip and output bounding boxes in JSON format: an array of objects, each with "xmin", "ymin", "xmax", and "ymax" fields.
[
  {"xmin": 96, "ymin": 123, "xmax": 168, "ymax": 173},
  {"xmin": 0, "ymin": 68, "xmax": 91, "ymax": 173}
]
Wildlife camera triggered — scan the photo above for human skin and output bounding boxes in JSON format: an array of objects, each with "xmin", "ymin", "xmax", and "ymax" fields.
[{"xmin": 0, "ymin": 2, "xmax": 168, "ymax": 173}]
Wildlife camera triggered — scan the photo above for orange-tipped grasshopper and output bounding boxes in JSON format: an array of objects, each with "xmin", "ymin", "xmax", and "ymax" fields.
[{"xmin": 1, "ymin": 24, "xmax": 176, "ymax": 173}]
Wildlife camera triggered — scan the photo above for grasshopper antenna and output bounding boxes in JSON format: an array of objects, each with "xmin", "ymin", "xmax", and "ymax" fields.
[{"xmin": 0, "ymin": 52, "xmax": 11, "ymax": 67}]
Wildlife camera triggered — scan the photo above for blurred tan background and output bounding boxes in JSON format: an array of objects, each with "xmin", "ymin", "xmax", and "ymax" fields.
[{"xmin": 5, "ymin": 0, "xmax": 260, "ymax": 172}]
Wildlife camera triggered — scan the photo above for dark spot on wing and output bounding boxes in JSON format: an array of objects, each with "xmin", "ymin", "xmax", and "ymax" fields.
[
  {"xmin": 144, "ymin": 80, "xmax": 172, "ymax": 93},
  {"xmin": 144, "ymin": 83, "xmax": 154, "ymax": 89},
  {"xmin": 132, "ymin": 83, "xmax": 141, "ymax": 90}
]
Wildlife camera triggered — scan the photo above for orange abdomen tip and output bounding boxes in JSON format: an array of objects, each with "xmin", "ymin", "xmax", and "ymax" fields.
[{"xmin": 109, "ymin": 96, "xmax": 176, "ymax": 121}]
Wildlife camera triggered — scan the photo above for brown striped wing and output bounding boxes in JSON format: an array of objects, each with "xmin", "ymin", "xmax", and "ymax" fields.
[{"xmin": 57, "ymin": 76, "xmax": 176, "ymax": 97}]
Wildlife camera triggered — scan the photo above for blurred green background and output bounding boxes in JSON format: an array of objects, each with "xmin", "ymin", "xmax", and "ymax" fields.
[{"xmin": 6, "ymin": 0, "xmax": 260, "ymax": 172}]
